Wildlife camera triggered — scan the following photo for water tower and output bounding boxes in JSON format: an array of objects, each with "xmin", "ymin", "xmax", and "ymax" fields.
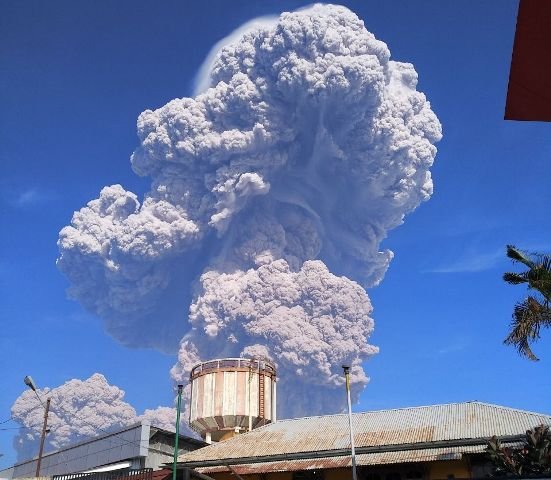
[{"xmin": 188, "ymin": 358, "xmax": 277, "ymax": 442}]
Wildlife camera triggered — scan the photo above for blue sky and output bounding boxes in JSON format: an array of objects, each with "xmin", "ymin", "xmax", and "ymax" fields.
[{"xmin": 1, "ymin": 0, "xmax": 550, "ymax": 469}]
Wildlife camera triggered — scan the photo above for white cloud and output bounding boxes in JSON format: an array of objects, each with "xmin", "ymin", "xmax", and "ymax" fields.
[
  {"xmin": 2, "ymin": 187, "xmax": 50, "ymax": 208},
  {"xmin": 15, "ymin": 189, "xmax": 42, "ymax": 206},
  {"xmin": 427, "ymin": 241, "xmax": 550, "ymax": 274},
  {"xmin": 428, "ymin": 248, "xmax": 504, "ymax": 274}
]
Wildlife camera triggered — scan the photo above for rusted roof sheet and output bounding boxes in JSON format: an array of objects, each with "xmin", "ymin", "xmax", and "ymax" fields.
[
  {"xmin": 179, "ymin": 402, "xmax": 550, "ymax": 464},
  {"xmin": 196, "ymin": 444, "xmax": 523, "ymax": 474}
]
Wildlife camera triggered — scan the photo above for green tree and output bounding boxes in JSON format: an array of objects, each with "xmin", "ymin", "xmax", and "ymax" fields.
[{"xmin": 503, "ymin": 245, "xmax": 551, "ymax": 361}]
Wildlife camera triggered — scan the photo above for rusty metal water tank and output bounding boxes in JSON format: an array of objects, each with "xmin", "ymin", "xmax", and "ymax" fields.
[{"xmin": 188, "ymin": 358, "xmax": 277, "ymax": 442}]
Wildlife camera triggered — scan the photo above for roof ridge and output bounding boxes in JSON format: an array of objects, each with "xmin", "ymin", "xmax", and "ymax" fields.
[
  {"xmin": 263, "ymin": 401, "xmax": 551, "ymax": 425},
  {"xmin": 468, "ymin": 401, "xmax": 551, "ymax": 418},
  {"xmin": 270, "ymin": 401, "xmax": 482, "ymax": 423}
]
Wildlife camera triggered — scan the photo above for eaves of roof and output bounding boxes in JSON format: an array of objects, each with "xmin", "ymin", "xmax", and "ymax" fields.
[
  {"xmin": 195, "ymin": 444, "xmax": 521, "ymax": 475},
  {"xmin": 177, "ymin": 435, "xmax": 525, "ymax": 469}
]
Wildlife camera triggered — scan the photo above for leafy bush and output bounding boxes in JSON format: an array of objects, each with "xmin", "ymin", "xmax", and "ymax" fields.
[{"xmin": 486, "ymin": 425, "xmax": 551, "ymax": 476}]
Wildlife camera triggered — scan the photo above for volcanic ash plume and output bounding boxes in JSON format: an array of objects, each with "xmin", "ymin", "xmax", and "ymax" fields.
[
  {"xmin": 11, "ymin": 374, "xmax": 191, "ymax": 459},
  {"xmin": 140, "ymin": 406, "xmax": 179, "ymax": 432},
  {"xmin": 11, "ymin": 374, "xmax": 137, "ymax": 459},
  {"xmin": 57, "ymin": 4, "xmax": 442, "ymax": 418}
]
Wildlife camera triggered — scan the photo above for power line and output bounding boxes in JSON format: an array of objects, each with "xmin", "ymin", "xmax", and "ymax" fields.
[
  {"xmin": 0, "ymin": 403, "xmax": 44, "ymax": 427},
  {"xmin": 31, "ymin": 390, "xmax": 47, "ymax": 410},
  {"xmin": 0, "ymin": 425, "xmax": 44, "ymax": 432}
]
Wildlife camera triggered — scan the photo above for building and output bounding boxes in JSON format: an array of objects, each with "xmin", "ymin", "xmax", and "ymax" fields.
[
  {"xmin": 176, "ymin": 401, "xmax": 551, "ymax": 480},
  {"xmin": 1, "ymin": 422, "xmax": 205, "ymax": 480}
]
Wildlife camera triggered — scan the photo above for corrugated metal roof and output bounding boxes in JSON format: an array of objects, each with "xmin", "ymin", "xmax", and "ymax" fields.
[
  {"xmin": 179, "ymin": 402, "xmax": 551, "ymax": 465},
  {"xmin": 196, "ymin": 444, "xmax": 524, "ymax": 474}
]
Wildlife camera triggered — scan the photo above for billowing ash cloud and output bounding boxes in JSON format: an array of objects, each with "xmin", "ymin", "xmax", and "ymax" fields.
[
  {"xmin": 57, "ymin": 4, "xmax": 441, "ymax": 420},
  {"xmin": 140, "ymin": 407, "xmax": 179, "ymax": 433},
  {"xmin": 171, "ymin": 260, "xmax": 378, "ymax": 417},
  {"xmin": 11, "ymin": 374, "xmax": 193, "ymax": 459},
  {"xmin": 11, "ymin": 374, "xmax": 137, "ymax": 459}
]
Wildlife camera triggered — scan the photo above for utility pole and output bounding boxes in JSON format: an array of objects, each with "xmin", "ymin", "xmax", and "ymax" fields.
[
  {"xmin": 36, "ymin": 397, "xmax": 51, "ymax": 477},
  {"xmin": 172, "ymin": 385, "xmax": 184, "ymax": 480},
  {"xmin": 342, "ymin": 366, "xmax": 357, "ymax": 480}
]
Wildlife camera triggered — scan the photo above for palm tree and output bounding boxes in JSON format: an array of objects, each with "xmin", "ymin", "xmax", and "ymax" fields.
[{"xmin": 503, "ymin": 245, "xmax": 551, "ymax": 361}]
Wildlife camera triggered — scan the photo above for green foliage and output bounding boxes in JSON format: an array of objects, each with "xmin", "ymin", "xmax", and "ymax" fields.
[
  {"xmin": 503, "ymin": 245, "xmax": 551, "ymax": 361},
  {"xmin": 486, "ymin": 425, "xmax": 551, "ymax": 477}
]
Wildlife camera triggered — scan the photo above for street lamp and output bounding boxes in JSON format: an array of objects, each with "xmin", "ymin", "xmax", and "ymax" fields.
[
  {"xmin": 24, "ymin": 376, "xmax": 37, "ymax": 392},
  {"xmin": 24, "ymin": 376, "xmax": 51, "ymax": 477}
]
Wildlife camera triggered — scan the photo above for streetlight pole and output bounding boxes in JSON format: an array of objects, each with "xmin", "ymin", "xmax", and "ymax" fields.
[
  {"xmin": 342, "ymin": 366, "xmax": 358, "ymax": 480},
  {"xmin": 23, "ymin": 376, "xmax": 50, "ymax": 478},
  {"xmin": 172, "ymin": 384, "xmax": 184, "ymax": 480},
  {"xmin": 36, "ymin": 398, "xmax": 51, "ymax": 477}
]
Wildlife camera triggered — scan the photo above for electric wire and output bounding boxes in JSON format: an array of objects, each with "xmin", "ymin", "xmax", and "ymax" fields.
[
  {"xmin": 0, "ymin": 403, "xmax": 44, "ymax": 427},
  {"xmin": 31, "ymin": 390, "xmax": 47, "ymax": 409},
  {"xmin": 0, "ymin": 425, "xmax": 43, "ymax": 431}
]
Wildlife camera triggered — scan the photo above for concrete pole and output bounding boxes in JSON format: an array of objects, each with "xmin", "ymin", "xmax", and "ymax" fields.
[
  {"xmin": 342, "ymin": 366, "xmax": 357, "ymax": 480},
  {"xmin": 35, "ymin": 397, "xmax": 51, "ymax": 477}
]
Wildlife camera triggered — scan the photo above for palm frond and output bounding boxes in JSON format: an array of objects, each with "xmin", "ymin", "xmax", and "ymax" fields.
[
  {"xmin": 503, "ymin": 271, "xmax": 529, "ymax": 285},
  {"xmin": 504, "ymin": 297, "xmax": 545, "ymax": 361},
  {"xmin": 530, "ymin": 256, "xmax": 551, "ymax": 302},
  {"xmin": 503, "ymin": 245, "xmax": 551, "ymax": 360},
  {"xmin": 507, "ymin": 245, "xmax": 535, "ymax": 268},
  {"xmin": 540, "ymin": 255, "xmax": 551, "ymax": 274}
]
